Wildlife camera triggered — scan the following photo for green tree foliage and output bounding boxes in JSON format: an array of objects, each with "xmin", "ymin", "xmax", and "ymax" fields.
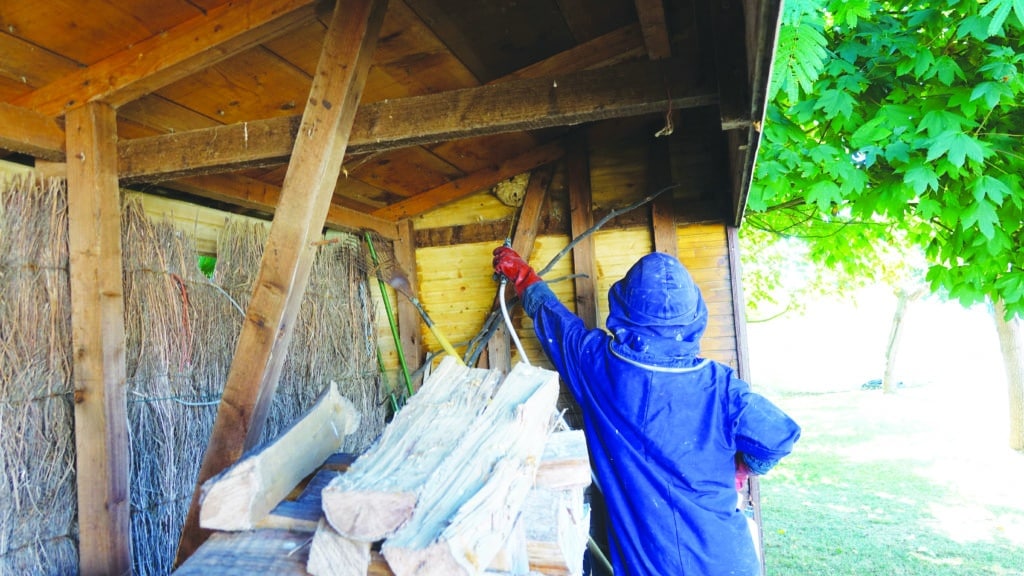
[{"xmin": 747, "ymin": 0, "xmax": 1024, "ymax": 317}]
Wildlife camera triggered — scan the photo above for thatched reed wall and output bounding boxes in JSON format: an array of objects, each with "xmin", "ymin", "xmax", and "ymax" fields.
[
  {"xmin": 0, "ymin": 176, "xmax": 387, "ymax": 575},
  {"xmin": 0, "ymin": 176, "xmax": 77, "ymax": 575}
]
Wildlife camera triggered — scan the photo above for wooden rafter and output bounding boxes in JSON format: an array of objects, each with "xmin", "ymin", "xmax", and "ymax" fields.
[
  {"xmin": 176, "ymin": 0, "xmax": 388, "ymax": 563},
  {"xmin": 65, "ymin": 102, "xmax": 132, "ymax": 576},
  {"xmin": 633, "ymin": 0, "xmax": 672, "ymax": 60},
  {"xmin": 403, "ymin": 0, "xmax": 492, "ymax": 82},
  {"xmin": 372, "ymin": 141, "xmax": 565, "ymax": 221},
  {"xmin": 486, "ymin": 163, "xmax": 556, "ymax": 369},
  {"xmin": 12, "ymin": 0, "xmax": 323, "ymax": 117},
  {"xmin": 116, "ymin": 57, "xmax": 712, "ymax": 182},
  {"xmin": 567, "ymin": 131, "xmax": 598, "ymax": 330},
  {"xmin": 392, "ymin": 219, "xmax": 423, "ymax": 387},
  {"xmin": 648, "ymin": 134, "xmax": 677, "ymax": 257},
  {"xmin": 494, "ymin": 23, "xmax": 645, "ymax": 82}
]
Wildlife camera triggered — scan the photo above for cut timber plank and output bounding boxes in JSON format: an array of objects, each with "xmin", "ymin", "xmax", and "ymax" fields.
[
  {"xmin": 176, "ymin": 0, "xmax": 388, "ymax": 564},
  {"xmin": 174, "ymin": 529, "xmax": 311, "ymax": 575},
  {"xmin": 257, "ymin": 467, "xmax": 334, "ymax": 532},
  {"xmin": 322, "ymin": 357, "xmax": 505, "ymax": 541},
  {"xmin": 66, "ymin": 101, "xmax": 132, "ymax": 576},
  {"xmin": 200, "ymin": 382, "xmax": 359, "ymax": 531},
  {"xmin": 307, "ymin": 519, "xmax": 372, "ymax": 576},
  {"xmin": 381, "ymin": 362, "xmax": 560, "ymax": 576}
]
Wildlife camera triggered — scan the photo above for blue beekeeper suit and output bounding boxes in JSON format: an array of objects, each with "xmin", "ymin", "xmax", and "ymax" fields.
[{"xmin": 493, "ymin": 248, "xmax": 801, "ymax": 576}]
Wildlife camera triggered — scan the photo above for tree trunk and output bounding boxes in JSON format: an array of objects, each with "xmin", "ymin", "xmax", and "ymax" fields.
[
  {"xmin": 882, "ymin": 288, "xmax": 918, "ymax": 394},
  {"xmin": 992, "ymin": 299, "xmax": 1024, "ymax": 452}
]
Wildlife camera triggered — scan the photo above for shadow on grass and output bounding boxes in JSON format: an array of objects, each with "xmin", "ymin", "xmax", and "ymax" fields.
[{"xmin": 760, "ymin": 389, "xmax": 1024, "ymax": 576}]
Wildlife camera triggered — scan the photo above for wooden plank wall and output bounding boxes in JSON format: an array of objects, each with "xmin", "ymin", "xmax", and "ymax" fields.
[{"xmin": 413, "ymin": 222, "xmax": 739, "ymax": 372}]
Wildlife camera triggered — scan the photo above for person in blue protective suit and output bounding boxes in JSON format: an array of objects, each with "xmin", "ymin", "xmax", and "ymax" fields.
[{"xmin": 493, "ymin": 247, "xmax": 801, "ymax": 576}]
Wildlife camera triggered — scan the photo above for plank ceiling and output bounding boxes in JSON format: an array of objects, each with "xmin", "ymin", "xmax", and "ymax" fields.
[{"xmin": 0, "ymin": 0, "xmax": 780, "ymax": 230}]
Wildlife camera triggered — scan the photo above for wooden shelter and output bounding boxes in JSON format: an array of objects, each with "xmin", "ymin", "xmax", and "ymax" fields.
[{"xmin": 0, "ymin": 0, "xmax": 781, "ymax": 573}]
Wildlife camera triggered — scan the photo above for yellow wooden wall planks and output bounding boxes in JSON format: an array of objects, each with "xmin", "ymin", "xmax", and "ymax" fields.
[{"xmin": 412, "ymin": 221, "xmax": 740, "ymax": 372}]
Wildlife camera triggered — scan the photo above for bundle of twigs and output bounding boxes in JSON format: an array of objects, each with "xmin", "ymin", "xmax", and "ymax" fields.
[
  {"xmin": 286, "ymin": 231, "xmax": 384, "ymax": 451},
  {"xmin": 214, "ymin": 222, "xmax": 385, "ymax": 451},
  {"xmin": 2, "ymin": 182, "xmax": 389, "ymax": 575},
  {"xmin": 122, "ymin": 208, "xmax": 386, "ymax": 574},
  {"xmin": 0, "ymin": 176, "xmax": 77, "ymax": 575},
  {"xmin": 122, "ymin": 197, "xmax": 233, "ymax": 576}
]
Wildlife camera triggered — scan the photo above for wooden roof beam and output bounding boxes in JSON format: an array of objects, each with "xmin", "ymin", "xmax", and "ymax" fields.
[
  {"xmin": 176, "ymin": 0, "xmax": 388, "ymax": 563},
  {"xmin": 12, "ymin": 0, "xmax": 325, "ymax": 117},
  {"xmin": 634, "ymin": 0, "xmax": 672, "ymax": 60},
  {"xmin": 119, "ymin": 57, "xmax": 715, "ymax": 182},
  {"xmin": 0, "ymin": 102, "xmax": 65, "ymax": 161}
]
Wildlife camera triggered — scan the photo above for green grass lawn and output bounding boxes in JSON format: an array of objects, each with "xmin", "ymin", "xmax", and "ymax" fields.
[{"xmin": 759, "ymin": 385, "xmax": 1024, "ymax": 575}]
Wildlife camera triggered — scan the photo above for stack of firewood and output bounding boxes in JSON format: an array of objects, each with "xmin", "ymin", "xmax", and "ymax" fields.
[{"xmin": 178, "ymin": 357, "xmax": 591, "ymax": 576}]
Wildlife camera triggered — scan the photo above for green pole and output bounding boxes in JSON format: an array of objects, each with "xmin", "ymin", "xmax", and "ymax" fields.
[
  {"xmin": 377, "ymin": 347, "xmax": 400, "ymax": 414},
  {"xmin": 365, "ymin": 233, "xmax": 415, "ymax": 397}
]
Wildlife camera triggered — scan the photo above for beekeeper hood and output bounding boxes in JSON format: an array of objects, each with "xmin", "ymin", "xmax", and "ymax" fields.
[{"xmin": 606, "ymin": 252, "xmax": 708, "ymax": 368}]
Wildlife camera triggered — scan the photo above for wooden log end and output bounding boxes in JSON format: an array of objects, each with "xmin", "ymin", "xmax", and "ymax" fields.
[
  {"xmin": 199, "ymin": 460, "xmax": 260, "ymax": 531},
  {"xmin": 322, "ymin": 489, "xmax": 418, "ymax": 541}
]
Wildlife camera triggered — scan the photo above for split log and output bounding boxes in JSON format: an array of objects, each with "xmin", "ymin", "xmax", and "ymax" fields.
[
  {"xmin": 521, "ymin": 487, "xmax": 589, "ymax": 576},
  {"xmin": 200, "ymin": 382, "xmax": 359, "ymax": 531},
  {"xmin": 492, "ymin": 430, "xmax": 591, "ymax": 575},
  {"xmin": 533, "ymin": 430, "xmax": 590, "ymax": 490},
  {"xmin": 321, "ymin": 357, "xmax": 504, "ymax": 541},
  {"xmin": 487, "ymin": 515, "xmax": 530, "ymax": 575},
  {"xmin": 381, "ymin": 362, "xmax": 560, "ymax": 576}
]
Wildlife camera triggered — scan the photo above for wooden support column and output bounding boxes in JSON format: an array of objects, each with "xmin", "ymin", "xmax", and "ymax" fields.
[
  {"xmin": 65, "ymin": 101, "xmax": 132, "ymax": 576},
  {"xmin": 176, "ymin": 0, "xmax": 388, "ymax": 563},
  {"xmin": 393, "ymin": 219, "xmax": 423, "ymax": 387},
  {"xmin": 567, "ymin": 132, "xmax": 598, "ymax": 330},
  {"xmin": 648, "ymin": 134, "xmax": 677, "ymax": 257},
  {"xmin": 486, "ymin": 164, "xmax": 556, "ymax": 369}
]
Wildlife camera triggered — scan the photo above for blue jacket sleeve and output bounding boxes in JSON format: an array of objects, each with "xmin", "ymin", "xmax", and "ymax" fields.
[
  {"xmin": 731, "ymin": 381, "xmax": 801, "ymax": 475},
  {"xmin": 519, "ymin": 281, "xmax": 591, "ymax": 393}
]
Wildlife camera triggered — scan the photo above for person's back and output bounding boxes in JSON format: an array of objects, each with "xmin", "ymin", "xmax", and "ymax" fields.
[{"xmin": 493, "ymin": 249, "xmax": 801, "ymax": 575}]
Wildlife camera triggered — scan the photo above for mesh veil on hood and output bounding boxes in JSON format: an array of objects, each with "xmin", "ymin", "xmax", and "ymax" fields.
[{"xmin": 606, "ymin": 252, "xmax": 708, "ymax": 368}]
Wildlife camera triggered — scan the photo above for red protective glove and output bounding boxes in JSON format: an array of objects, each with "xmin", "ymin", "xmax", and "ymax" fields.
[
  {"xmin": 492, "ymin": 246, "xmax": 542, "ymax": 296},
  {"xmin": 735, "ymin": 453, "xmax": 751, "ymax": 491}
]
